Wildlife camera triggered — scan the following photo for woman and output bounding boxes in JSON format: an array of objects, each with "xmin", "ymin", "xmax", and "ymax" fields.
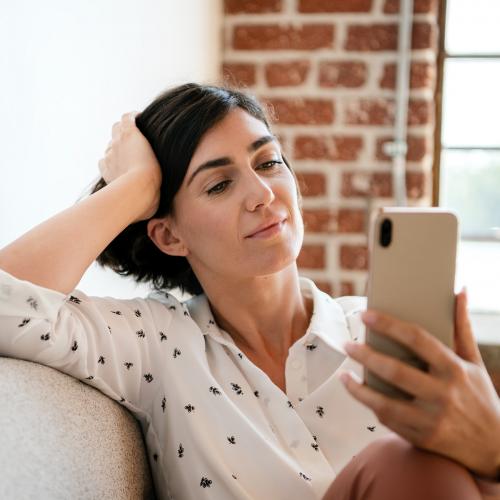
[{"xmin": 0, "ymin": 83, "xmax": 498, "ymax": 500}]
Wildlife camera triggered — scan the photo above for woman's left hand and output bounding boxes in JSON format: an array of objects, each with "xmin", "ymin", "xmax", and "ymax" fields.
[{"xmin": 340, "ymin": 288, "xmax": 500, "ymax": 480}]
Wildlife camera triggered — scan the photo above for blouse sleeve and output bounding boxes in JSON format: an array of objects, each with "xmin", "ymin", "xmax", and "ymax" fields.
[{"xmin": 0, "ymin": 268, "xmax": 175, "ymax": 410}]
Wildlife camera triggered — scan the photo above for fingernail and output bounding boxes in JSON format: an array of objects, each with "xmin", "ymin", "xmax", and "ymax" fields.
[
  {"xmin": 339, "ymin": 372, "xmax": 350, "ymax": 384},
  {"xmin": 362, "ymin": 310, "xmax": 377, "ymax": 325},
  {"xmin": 343, "ymin": 341, "xmax": 358, "ymax": 354}
]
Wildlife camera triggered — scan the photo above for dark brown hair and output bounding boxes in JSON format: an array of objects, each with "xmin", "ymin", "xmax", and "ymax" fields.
[{"xmin": 90, "ymin": 83, "xmax": 298, "ymax": 296}]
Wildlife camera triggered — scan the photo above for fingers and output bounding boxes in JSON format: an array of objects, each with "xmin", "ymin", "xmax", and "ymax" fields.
[
  {"xmin": 339, "ymin": 370, "xmax": 433, "ymax": 444},
  {"xmin": 343, "ymin": 341, "xmax": 440, "ymax": 400},
  {"xmin": 361, "ymin": 310, "xmax": 457, "ymax": 375},
  {"xmin": 454, "ymin": 288, "xmax": 483, "ymax": 365}
]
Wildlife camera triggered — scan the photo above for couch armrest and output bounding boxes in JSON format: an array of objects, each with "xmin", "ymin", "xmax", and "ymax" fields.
[{"xmin": 0, "ymin": 356, "xmax": 155, "ymax": 499}]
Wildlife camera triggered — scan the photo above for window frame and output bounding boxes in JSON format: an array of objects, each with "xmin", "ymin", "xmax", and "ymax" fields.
[{"xmin": 433, "ymin": 0, "xmax": 500, "ymax": 242}]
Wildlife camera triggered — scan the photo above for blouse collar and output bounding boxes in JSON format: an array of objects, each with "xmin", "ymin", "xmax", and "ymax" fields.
[{"xmin": 185, "ymin": 277, "xmax": 352, "ymax": 356}]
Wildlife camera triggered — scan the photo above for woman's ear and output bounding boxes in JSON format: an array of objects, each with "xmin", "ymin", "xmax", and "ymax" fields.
[{"xmin": 147, "ymin": 217, "xmax": 189, "ymax": 257}]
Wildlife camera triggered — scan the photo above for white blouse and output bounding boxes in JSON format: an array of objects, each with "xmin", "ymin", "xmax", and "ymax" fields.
[{"xmin": 0, "ymin": 269, "xmax": 496, "ymax": 499}]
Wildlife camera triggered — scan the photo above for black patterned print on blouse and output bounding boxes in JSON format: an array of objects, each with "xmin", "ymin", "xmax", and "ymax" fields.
[
  {"xmin": 161, "ymin": 397, "xmax": 166, "ymax": 412},
  {"xmin": 134, "ymin": 309, "xmax": 142, "ymax": 317},
  {"xmin": 305, "ymin": 343, "xmax": 317, "ymax": 351},
  {"xmin": 168, "ymin": 305, "xmax": 176, "ymax": 311},
  {"xmin": 159, "ymin": 331, "xmax": 167, "ymax": 342},
  {"xmin": 227, "ymin": 436, "xmax": 236, "ymax": 444},
  {"xmin": 287, "ymin": 401, "xmax": 294, "ymax": 408},
  {"xmin": 124, "ymin": 362, "xmax": 133, "ymax": 370},
  {"xmin": 98, "ymin": 356, "xmax": 105, "ymax": 364},
  {"xmin": 27, "ymin": 297, "xmax": 38, "ymax": 310},
  {"xmin": 71, "ymin": 340, "xmax": 78, "ymax": 351},
  {"xmin": 111, "ymin": 310, "xmax": 122, "ymax": 315},
  {"xmin": 178, "ymin": 444, "xmax": 184, "ymax": 457},
  {"xmin": 367, "ymin": 426, "xmax": 376, "ymax": 432},
  {"xmin": 120, "ymin": 397, "xmax": 126, "ymax": 403},
  {"xmin": 86, "ymin": 375, "xmax": 94, "ymax": 380},
  {"xmin": 254, "ymin": 390, "xmax": 260, "ymax": 398},
  {"xmin": 107, "ymin": 326, "xmax": 112, "ymax": 334},
  {"xmin": 136, "ymin": 329, "xmax": 146, "ymax": 339},
  {"xmin": 200, "ymin": 477, "xmax": 212, "ymax": 488},
  {"xmin": 173, "ymin": 348, "xmax": 181, "ymax": 358},
  {"xmin": 231, "ymin": 383, "xmax": 244, "ymax": 395},
  {"xmin": 144, "ymin": 373, "xmax": 154, "ymax": 383},
  {"xmin": 40, "ymin": 332, "xmax": 50, "ymax": 341},
  {"xmin": 184, "ymin": 404, "xmax": 195, "ymax": 413},
  {"xmin": 299, "ymin": 472, "xmax": 311, "ymax": 481},
  {"xmin": 316, "ymin": 406, "xmax": 325, "ymax": 417},
  {"xmin": 209, "ymin": 386, "xmax": 221, "ymax": 396},
  {"xmin": 237, "ymin": 353, "xmax": 243, "ymax": 359},
  {"xmin": 232, "ymin": 474, "xmax": 237, "ymax": 480},
  {"xmin": 69, "ymin": 295, "xmax": 81, "ymax": 304},
  {"xmin": 18, "ymin": 318, "xmax": 31, "ymax": 327},
  {"xmin": 311, "ymin": 442, "xmax": 319, "ymax": 451}
]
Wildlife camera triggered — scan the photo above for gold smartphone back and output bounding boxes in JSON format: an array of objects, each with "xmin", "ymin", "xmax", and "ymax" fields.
[{"xmin": 365, "ymin": 208, "xmax": 458, "ymax": 399}]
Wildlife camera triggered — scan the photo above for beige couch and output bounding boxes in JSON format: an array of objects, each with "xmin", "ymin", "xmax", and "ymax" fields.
[{"xmin": 0, "ymin": 357, "xmax": 156, "ymax": 499}]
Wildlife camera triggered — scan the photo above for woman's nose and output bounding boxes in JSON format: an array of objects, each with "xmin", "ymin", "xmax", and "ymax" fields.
[{"xmin": 244, "ymin": 170, "xmax": 275, "ymax": 211}]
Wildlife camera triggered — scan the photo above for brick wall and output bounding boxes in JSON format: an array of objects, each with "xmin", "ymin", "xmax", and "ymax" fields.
[{"xmin": 222, "ymin": 0, "xmax": 438, "ymax": 297}]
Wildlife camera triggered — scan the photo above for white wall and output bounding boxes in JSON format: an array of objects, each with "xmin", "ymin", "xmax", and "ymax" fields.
[{"xmin": 0, "ymin": 0, "xmax": 221, "ymax": 299}]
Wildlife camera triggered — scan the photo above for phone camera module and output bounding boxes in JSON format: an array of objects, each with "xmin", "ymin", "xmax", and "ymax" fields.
[{"xmin": 380, "ymin": 218, "xmax": 392, "ymax": 247}]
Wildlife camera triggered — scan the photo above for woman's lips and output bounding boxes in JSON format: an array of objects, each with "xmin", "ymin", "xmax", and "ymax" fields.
[{"xmin": 246, "ymin": 219, "xmax": 286, "ymax": 239}]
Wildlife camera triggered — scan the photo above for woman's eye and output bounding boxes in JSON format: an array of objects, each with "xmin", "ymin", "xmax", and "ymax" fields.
[
  {"xmin": 207, "ymin": 180, "xmax": 231, "ymax": 196},
  {"xmin": 258, "ymin": 160, "xmax": 282, "ymax": 170},
  {"xmin": 205, "ymin": 160, "xmax": 282, "ymax": 196}
]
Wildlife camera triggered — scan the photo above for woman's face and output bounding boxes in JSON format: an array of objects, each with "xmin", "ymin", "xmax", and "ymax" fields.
[{"xmin": 167, "ymin": 107, "xmax": 304, "ymax": 283}]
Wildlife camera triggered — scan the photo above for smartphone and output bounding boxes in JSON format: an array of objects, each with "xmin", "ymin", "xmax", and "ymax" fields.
[{"xmin": 365, "ymin": 207, "xmax": 459, "ymax": 400}]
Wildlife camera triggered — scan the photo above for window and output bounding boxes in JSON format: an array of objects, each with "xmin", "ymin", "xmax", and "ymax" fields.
[{"xmin": 436, "ymin": 0, "xmax": 500, "ymax": 339}]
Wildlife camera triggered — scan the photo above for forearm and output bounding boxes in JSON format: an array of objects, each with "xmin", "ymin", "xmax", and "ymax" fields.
[{"xmin": 0, "ymin": 169, "xmax": 154, "ymax": 295}]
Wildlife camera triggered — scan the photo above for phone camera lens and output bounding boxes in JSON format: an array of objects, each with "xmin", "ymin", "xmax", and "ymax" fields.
[{"xmin": 380, "ymin": 218, "xmax": 392, "ymax": 247}]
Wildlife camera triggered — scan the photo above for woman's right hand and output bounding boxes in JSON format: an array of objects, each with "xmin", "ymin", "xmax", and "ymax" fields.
[{"xmin": 98, "ymin": 112, "xmax": 162, "ymax": 221}]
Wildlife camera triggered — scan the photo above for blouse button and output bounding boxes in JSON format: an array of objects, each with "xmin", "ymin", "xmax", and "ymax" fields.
[{"xmin": 290, "ymin": 359, "xmax": 302, "ymax": 370}]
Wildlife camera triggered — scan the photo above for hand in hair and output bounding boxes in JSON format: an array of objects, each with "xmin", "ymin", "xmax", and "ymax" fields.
[{"xmin": 98, "ymin": 112, "xmax": 162, "ymax": 221}]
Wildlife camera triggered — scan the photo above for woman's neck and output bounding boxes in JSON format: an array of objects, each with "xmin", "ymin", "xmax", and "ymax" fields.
[{"xmin": 198, "ymin": 264, "xmax": 313, "ymax": 364}]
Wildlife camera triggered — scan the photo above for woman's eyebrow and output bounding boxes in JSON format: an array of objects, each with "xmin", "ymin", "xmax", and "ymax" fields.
[{"xmin": 187, "ymin": 134, "xmax": 277, "ymax": 187}]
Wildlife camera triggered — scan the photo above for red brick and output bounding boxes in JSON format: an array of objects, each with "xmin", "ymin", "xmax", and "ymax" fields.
[
  {"xmin": 375, "ymin": 136, "xmax": 429, "ymax": 162},
  {"xmin": 371, "ymin": 172, "xmax": 393, "ymax": 197},
  {"xmin": 345, "ymin": 99, "xmax": 394, "ymax": 126},
  {"xmin": 340, "ymin": 281, "xmax": 355, "ymax": 296},
  {"xmin": 296, "ymin": 172, "xmax": 327, "ymax": 196},
  {"xmin": 297, "ymin": 244, "xmax": 326, "ymax": 269},
  {"xmin": 222, "ymin": 63, "xmax": 256, "ymax": 87},
  {"xmin": 341, "ymin": 172, "xmax": 371, "ymax": 197},
  {"xmin": 384, "ymin": 0, "xmax": 437, "ymax": 14},
  {"xmin": 294, "ymin": 135, "xmax": 363, "ymax": 161},
  {"xmin": 265, "ymin": 60, "xmax": 310, "ymax": 87},
  {"xmin": 340, "ymin": 245, "xmax": 368, "ymax": 270},
  {"xmin": 406, "ymin": 171, "xmax": 426, "ymax": 199},
  {"xmin": 337, "ymin": 209, "xmax": 366, "ymax": 233},
  {"xmin": 224, "ymin": 0, "xmax": 282, "ymax": 13},
  {"xmin": 319, "ymin": 61, "xmax": 367, "ymax": 88},
  {"xmin": 315, "ymin": 280, "xmax": 333, "ymax": 296},
  {"xmin": 303, "ymin": 208, "xmax": 336, "ymax": 233},
  {"xmin": 265, "ymin": 98, "xmax": 334, "ymax": 125},
  {"xmin": 233, "ymin": 24, "xmax": 334, "ymax": 51},
  {"xmin": 412, "ymin": 22, "xmax": 435, "ymax": 50},
  {"xmin": 344, "ymin": 23, "xmax": 434, "ymax": 51},
  {"xmin": 408, "ymin": 99, "xmax": 432, "ymax": 125},
  {"xmin": 299, "ymin": 0, "xmax": 372, "ymax": 12},
  {"xmin": 341, "ymin": 171, "xmax": 426, "ymax": 199},
  {"xmin": 379, "ymin": 61, "xmax": 435, "ymax": 90}
]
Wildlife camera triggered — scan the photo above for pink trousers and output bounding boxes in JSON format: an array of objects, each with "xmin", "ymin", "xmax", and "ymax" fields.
[{"xmin": 322, "ymin": 434, "xmax": 498, "ymax": 500}]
